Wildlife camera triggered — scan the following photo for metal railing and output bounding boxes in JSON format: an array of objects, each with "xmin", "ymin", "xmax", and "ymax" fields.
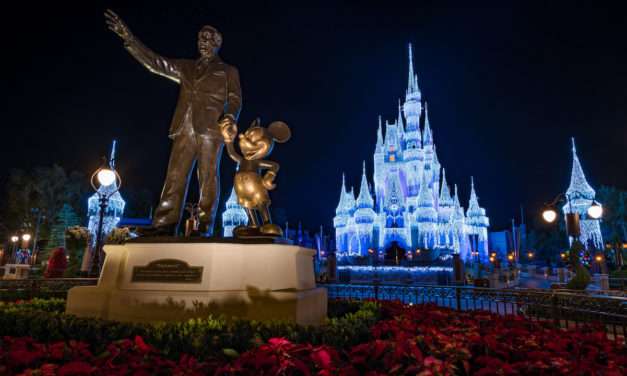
[
  {"xmin": 321, "ymin": 282, "xmax": 627, "ymax": 341},
  {"xmin": 0, "ymin": 278, "xmax": 98, "ymax": 300}
]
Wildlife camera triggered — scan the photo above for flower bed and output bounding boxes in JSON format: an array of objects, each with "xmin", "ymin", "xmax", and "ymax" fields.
[{"xmin": 0, "ymin": 299, "xmax": 625, "ymax": 375}]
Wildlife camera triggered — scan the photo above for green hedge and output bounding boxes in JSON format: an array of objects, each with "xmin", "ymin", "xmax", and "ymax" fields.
[{"xmin": 0, "ymin": 299, "xmax": 380, "ymax": 360}]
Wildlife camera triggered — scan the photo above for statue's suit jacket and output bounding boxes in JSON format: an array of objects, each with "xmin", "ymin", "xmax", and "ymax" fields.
[{"xmin": 124, "ymin": 37, "xmax": 242, "ymax": 139}]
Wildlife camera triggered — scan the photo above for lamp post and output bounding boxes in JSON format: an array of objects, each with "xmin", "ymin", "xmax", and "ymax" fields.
[
  {"xmin": 541, "ymin": 193, "xmax": 602, "ymax": 256},
  {"xmin": 9, "ymin": 235, "xmax": 18, "ymax": 263},
  {"xmin": 89, "ymin": 160, "xmax": 121, "ymax": 277}
]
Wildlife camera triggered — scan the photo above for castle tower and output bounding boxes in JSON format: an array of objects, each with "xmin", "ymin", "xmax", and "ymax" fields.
[
  {"xmin": 222, "ymin": 187, "xmax": 248, "ymax": 237},
  {"xmin": 465, "ymin": 177, "xmax": 490, "ymax": 259},
  {"xmin": 374, "ymin": 116, "xmax": 385, "ymax": 210},
  {"xmin": 403, "ymin": 43, "xmax": 422, "ymax": 131},
  {"xmin": 562, "ymin": 138, "xmax": 603, "ymax": 249},
  {"xmin": 415, "ymin": 171, "xmax": 437, "ymax": 248}
]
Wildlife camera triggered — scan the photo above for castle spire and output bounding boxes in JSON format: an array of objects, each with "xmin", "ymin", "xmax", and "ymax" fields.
[
  {"xmin": 433, "ymin": 144, "xmax": 440, "ymax": 166},
  {"xmin": 397, "ymin": 98, "xmax": 404, "ymax": 131},
  {"xmin": 109, "ymin": 140, "xmax": 117, "ymax": 169},
  {"xmin": 335, "ymin": 173, "xmax": 348, "ymax": 215},
  {"xmin": 566, "ymin": 137, "xmax": 595, "ymax": 200},
  {"xmin": 439, "ymin": 168, "xmax": 453, "ymax": 205},
  {"xmin": 423, "ymin": 102, "xmax": 433, "ymax": 146},
  {"xmin": 356, "ymin": 161, "xmax": 374, "ymax": 208},
  {"xmin": 376, "ymin": 116, "xmax": 383, "ymax": 149},
  {"xmin": 466, "ymin": 177, "xmax": 489, "ymax": 227},
  {"xmin": 407, "ymin": 43, "xmax": 419, "ymax": 95}
]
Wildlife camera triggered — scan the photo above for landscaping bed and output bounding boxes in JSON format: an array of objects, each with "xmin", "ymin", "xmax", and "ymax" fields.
[{"xmin": 0, "ymin": 299, "xmax": 625, "ymax": 375}]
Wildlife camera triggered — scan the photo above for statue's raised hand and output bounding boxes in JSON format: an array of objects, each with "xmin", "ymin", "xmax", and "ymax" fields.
[{"xmin": 105, "ymin": 9, "xmax": 132, "ymax": 40}]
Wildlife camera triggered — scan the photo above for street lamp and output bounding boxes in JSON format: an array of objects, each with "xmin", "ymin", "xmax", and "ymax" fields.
[
  {"xmin": 89, "ymin": 161, "xmax": 121, "ymax": 277},
  {"xmin": 542, "ymin": 207, "xmax": 557, "ymax": 223},
  {"xmin": 587, "ymin": 201, "xmax": 603, "ymax": 219},
  {"xmin": 542, "ymin": 194, "xmax": 602, "ymax": 234},
  {"xmin": 9, "ymin": 236, "xmax": 18, "ymax": 263}
]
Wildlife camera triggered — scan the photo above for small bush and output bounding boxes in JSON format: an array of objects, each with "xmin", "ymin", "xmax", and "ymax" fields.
[{"xmin": 0, "ymin": 299, "xmax": 380, "ymax": 361}]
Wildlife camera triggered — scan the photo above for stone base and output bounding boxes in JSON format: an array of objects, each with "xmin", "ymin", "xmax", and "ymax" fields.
[{"xmin": 66, "ymin": 241, "xmax": 327, "ymax": 326}]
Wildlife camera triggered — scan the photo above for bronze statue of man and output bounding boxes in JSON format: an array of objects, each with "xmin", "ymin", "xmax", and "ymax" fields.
[{"xmin": 105, "ymin": 10, "xmax": 242, "ymax": 236}]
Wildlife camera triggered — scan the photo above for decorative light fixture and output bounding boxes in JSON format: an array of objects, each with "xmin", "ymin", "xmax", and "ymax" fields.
[
  {"xmin": 89, "ymin": 156, "xmax": 122, "ymax": 277},
  {"xmin": 21, "ymin": 233, "xmax": 31, "ymax": 242},
  {"xmin": 10, "ymin": 236, "xmax": 18, "ymax": 243},
  {"xmin": 595, "ymin": 254, "xmax": 603, "ymax": 262},
  {"xmin": 587, "ymin": 200, "xmax": 603, "ymax": 219},
  {"xmin": 542, "ymin": 207, "xmax": 557, "ymax": 223}
]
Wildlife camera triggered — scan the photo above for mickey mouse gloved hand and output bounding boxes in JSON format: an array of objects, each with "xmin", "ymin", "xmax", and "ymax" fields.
[{"xmin": 262, "ymin": 171, "xmax": 277, "ymax": 190}]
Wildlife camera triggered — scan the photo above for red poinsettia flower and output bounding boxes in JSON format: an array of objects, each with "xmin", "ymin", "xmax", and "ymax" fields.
[{"xmin": 57, "ymin": 361, "xmax": 94, "ymax": 376}]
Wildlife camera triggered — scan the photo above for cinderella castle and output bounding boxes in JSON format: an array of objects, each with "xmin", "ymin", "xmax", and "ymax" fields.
[{"xmin": 334, "ymin": 45, "xmax": 490, "ymax": 262}]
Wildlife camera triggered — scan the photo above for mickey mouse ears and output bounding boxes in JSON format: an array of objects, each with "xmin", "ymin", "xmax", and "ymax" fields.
[{"xmin": 267, "ymin": 121, "xmax": 291, "ymax": 143}]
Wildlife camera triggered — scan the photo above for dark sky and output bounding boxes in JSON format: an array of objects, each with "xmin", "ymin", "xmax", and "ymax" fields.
[{"xmin": 1, "ymin": 1, "xmax": 626, "ymax": 231}]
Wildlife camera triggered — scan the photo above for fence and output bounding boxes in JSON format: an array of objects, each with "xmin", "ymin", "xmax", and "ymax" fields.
[
  {"xmin": 0, "ymin": 278, "xmax": 98, "ymax": 300},
  {"xmin": 321, "ymin": 282, "xmax": 627, "ymax": 341}
]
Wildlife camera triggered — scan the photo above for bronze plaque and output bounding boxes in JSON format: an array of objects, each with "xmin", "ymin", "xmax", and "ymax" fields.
[{"xmin": 131, "ymin": 259, "xmax": 203, "ymax": 283}]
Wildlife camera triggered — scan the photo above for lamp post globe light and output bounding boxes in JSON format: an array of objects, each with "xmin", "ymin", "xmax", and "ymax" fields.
[
  {"xmin": 10, "ymin": 235, "xmax": 18, "ymax": 262},
  {"xmin": 89, "ymin": 161, "xmax": 121, "ymax": 277},
  {"xmin": 542, "ymin": 192, "xmax": 603, "ymax": 264},
  {"xmin": 542, "ymin": 207, "xmax": 557, "ymax": 223},
  {"xmin": 587, "ymin": 201, "xmax": 603, "ymax": 220}
]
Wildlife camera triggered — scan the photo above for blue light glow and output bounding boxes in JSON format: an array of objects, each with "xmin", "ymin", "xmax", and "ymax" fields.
[{"xmin": 334, "ymin": 45, "xmax": 490, "ymax": 262}]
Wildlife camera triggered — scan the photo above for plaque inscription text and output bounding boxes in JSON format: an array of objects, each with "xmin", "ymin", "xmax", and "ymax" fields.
[{"xmin": 131, "ymin": 259, "xmax": 203, "ymax": 283}]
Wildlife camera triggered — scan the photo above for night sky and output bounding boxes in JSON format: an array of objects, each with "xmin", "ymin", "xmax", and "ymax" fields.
[{"xmin": 1, "ymin": 1, "xmax": 626, "ymax": 231}]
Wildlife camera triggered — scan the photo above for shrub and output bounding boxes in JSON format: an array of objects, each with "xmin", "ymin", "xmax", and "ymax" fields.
[{"xmin": 0, "ymin": 299, "xmax": 380, "ymax": 361}]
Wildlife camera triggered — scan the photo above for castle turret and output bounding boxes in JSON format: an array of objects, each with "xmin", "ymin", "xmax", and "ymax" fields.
[
  {"xmin": 422, "ymin": 102, "xmax": 433, "ymax": 148},
  {"xmin": 222, "ymin": 187, "xmax": 248, "ymax": 237},
  {"xmin": 465, "ymin": 177, "xmax": 490, "ymax": 259},
  {"xmin": 355, "ymin": 162, "xmax": 376, "ymax": 224},
  {"xmin": 438, "ymin": 169, "xmax": 454, "ymax": 221},
  {"xmin": 416, "ymin": 172, "xmax": 437, "ymax": 223},
  {"xmin": 466, "ymin": 177, "xmax": 489, "ymax": 227},
  {"xmin": 403, "ymin": 43, "xmax": 422, "ymax": 130}
]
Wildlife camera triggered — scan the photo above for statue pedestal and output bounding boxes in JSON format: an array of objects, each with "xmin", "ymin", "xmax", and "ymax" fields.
[{"xmin": 66, "ymin": 240, "xmax": 327, "ymax": 326}]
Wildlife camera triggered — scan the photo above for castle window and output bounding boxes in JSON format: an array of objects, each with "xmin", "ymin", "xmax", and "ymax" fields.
[{"xmin": 389, "ymin": 155, "xmax": 395, "ymax": 162}]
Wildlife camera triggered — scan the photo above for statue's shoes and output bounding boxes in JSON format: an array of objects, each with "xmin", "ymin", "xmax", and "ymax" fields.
[
  {"xmin": 233, "ymin": 225, "xmax": 259, "ymax": 238},
  {"xmin": 260, "ymin": 224, "xmax": 283, "ymax": 237}
]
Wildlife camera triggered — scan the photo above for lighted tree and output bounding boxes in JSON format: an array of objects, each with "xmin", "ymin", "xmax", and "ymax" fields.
[{"xmin": 44, "ymin": 204, "xmax": 81, "ymax": 263}]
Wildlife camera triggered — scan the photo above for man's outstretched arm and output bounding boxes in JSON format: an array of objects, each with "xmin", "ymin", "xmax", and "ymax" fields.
[{"xmin": 105, "ymin": 9, "xmax": 181, "ymax": 83}]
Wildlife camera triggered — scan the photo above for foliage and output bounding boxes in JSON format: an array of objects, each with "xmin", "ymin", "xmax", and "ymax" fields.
[
  {"xmin": 566, "ymin": 240, "xmax": 591, "ymax": 290},
  {"xmin": 527, "ymin": 214, "xmax": 569, "ymax": 263},
  {"xmin": 1, "ymin": 300, "xmax": 625, "ymax": 375},
  {"xmin": 566, "ymin": 264, "xmax": 592, "ymax": 290},
  {"xmin": 105, "ymin": 227, "xmax": 132, "ymax": 244},
  {"xmin": 0, "ymin": 299, "xmax": 380, "ymax": 361},
  {"xmin": 596, "ymin": 185, "xmax": 627, "ymax": 243},
  {"xmin": 63, "ymin": 226, "xmax": 89, "ymax": 277},
  {"xmin": 1, "ymin": 166, "xmax": 87, "ymax": 248},
  {"xmin": 43, "ymin": 248, "xmax": 67, "ymax": 278},
  {"xmin": 47, "ymin": 204, "xmax": 81, "ymax": 252},
  {"xmin": 597, "ymin": 185, "xmax": 627, "ymax": 268}
]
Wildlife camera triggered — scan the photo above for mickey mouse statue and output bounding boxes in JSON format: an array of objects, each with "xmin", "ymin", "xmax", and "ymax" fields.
[{"xmin": 221, "ymin": 118, "xmax": 291, "ymax": 238}]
